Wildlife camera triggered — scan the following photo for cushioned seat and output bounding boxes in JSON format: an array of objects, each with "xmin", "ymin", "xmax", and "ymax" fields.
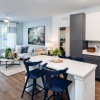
[
  {"xmin": 44, "ymin": 77, "xmax": 72, "ymax": 92},
  {"xmin": 26, "ymin": 69, "xmax": 44, "ymax": 79}
]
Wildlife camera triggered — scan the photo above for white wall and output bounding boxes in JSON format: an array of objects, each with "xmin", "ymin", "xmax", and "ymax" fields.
[{"xmin": 52, "ymin": 13, "xmax": 70, "ymax": 56}]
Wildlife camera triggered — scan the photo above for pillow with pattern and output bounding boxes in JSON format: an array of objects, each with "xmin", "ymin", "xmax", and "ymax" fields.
[{"xmin": 16, "ymin": 45, "xmax": 22, "ymax": 54}]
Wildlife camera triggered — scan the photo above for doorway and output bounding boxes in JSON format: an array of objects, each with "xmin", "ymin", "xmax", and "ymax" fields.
[{"xmin": 58, "ymin": 26, "xmax": 70, "ymax": 56}]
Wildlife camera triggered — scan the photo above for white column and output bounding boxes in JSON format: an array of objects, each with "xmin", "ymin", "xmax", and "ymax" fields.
[
  {"xmin": 74, "ymin": 70, "xmax": 95, "ymax": 100},
  {"xmin": 68, "ymin": 74, "xmax": 75, "ymax": 100}
]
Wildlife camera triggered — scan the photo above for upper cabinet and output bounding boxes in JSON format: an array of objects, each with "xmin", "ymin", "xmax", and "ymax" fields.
[
  {"xmin": 86, "ymin": 12, "xmax": 100, "ymax": 41},
  {"xmin": 70, "ymin": 13, "xmax": 85, "ymax": 40}
]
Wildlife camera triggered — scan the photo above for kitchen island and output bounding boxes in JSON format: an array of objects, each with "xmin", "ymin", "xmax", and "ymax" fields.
[{"xmin": 27, "ymin": 55, "xmax": 97, "ymax": 100}]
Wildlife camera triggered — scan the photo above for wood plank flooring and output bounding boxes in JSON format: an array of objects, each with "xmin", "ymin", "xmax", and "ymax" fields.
[{"xmin": 0, "ymin": 72, "xmax": 99, "ymax": 100}]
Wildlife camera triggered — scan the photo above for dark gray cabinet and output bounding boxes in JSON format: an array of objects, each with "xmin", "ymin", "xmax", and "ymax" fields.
[
  {"xmin": 83, "ymin": 54, "xmax": 100, "ymax": 79},
  {"xmin": 96, "ymin": 65, "xmax": 100, "ymax": 79},
  {"xmin": 70, "ymin": 40, "xmax": 82, "ymax": 57},
  {"xmin": 70, "ymin": 13, "xmax": 88, "ymax": 57},
  {"xmin": 70, "ymin": 13, "xmax": 85, "ymax": 40}
]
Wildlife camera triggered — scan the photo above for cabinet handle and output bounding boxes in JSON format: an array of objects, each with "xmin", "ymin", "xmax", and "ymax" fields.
[{"xmin": 81, "ymin": 35, "xmax": 82, "ymax": 40}]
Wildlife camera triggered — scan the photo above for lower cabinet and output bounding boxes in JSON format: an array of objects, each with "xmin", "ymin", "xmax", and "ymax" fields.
[{"xmin": 83, "ymin": 54, "xmax": 100, "ymax": 79}]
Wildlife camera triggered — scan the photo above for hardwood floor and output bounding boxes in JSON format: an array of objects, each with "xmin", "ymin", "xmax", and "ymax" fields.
[
  {"xmin": 96, "ymin": 80, "xmax": 100, "ymax": 100},
  {"xmin": 0, "ymin": 72, "xmax": 100, "ymax": 100}
]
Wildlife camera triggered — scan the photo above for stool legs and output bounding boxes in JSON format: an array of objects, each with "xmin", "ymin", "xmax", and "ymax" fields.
[
  {"xmin": 56, "ymin": 93, "xmax": 60, "ymax": 100},
  {"xmin": 53, "ymin": 92, "xmax": 55, "ymax": 100},
  {"xmin": 21, "ymin": 77, "xmax": 29, "ymax": 98},
  {"xmin": 32, "ymin": 79, "xmax": 35, "ymax": 100},
  {"xmin": 44, "ymin": 88, "xmax": 48, "ymax": 100},
  {"xmin": 66, "ymin": 88, "xmax": 70, "ymax": 100},
  {"xmin": 21, "ymin": 76, "xmax": 44, "ymax": 99},
  {"xmin": 41, "ymin": 76, "xmax": 44, "ymax": 85}
]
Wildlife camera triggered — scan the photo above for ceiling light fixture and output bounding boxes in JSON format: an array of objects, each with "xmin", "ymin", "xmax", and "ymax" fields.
[{"xmin": 4, "ymin": 17, "xmax": 10, "ymax": 23}]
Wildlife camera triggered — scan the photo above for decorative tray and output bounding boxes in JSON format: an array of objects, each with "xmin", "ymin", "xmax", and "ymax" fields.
[{"xmin": 50, "ymin": 59, "xmax": 63, "ymax": 63}]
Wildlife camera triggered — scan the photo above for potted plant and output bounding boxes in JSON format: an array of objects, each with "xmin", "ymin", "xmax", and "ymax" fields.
[
  {"xmin": 50, "ymin": 48, "xmax": 62, "ymax": 59},
  {"xmin": 5, "ymin": 48, "xmax": 12, "ymax": 59}
]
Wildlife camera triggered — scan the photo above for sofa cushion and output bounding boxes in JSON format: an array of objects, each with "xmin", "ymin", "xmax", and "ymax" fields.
[
  {"xmin": 16, "ymin": 45, "xmax": 22, "ymax": 54},
  {"xmin": 34, "ymin": 51, "xmax": 47, "ymax": 56},
  {"xmin": 21, "ymin": 46, "xmax": 28, "ymax": 53},
  {"xmin": 35, "ymin": 48, "xmax": 44, "ymax": 52},
  {"xmin": 18, "ymin": 53, "xmax": 31, "ymax": 59},
  {"xmin": 28, "ymin": 47, "xmax": 34, "ymax": 54}
]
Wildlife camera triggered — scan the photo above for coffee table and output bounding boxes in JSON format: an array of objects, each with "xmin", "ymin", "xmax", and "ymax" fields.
[{"xmin": 0, "ymin": 58, "xmax": 20, "ymax": 69}]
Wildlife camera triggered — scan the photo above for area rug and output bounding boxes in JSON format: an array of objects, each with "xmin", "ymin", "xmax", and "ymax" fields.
[{"xmin": 0, "ymin": 61, "xmax": 25, "ymax": 76}]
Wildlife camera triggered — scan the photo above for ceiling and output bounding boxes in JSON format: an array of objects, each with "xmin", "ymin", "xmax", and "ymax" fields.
[{"xmin": 0, "ymin": 0, "xmax": 100, "ymax": 22}]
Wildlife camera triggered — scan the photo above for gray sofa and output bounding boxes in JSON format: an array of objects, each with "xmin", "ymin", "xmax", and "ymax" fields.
[{"xmin": 16, "ymin": 45, "xmax": 47, "ymax": 59}]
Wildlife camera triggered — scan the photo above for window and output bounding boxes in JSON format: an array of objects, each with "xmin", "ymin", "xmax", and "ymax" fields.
[{"xmin": 0, "ymin": 22, "xmax": 17, "ymax": 50}]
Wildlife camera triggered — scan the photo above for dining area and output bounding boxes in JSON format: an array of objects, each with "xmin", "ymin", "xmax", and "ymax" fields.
[{"xmin": 21, "ymin": 55, "xmax": 97, "ymax": 100}]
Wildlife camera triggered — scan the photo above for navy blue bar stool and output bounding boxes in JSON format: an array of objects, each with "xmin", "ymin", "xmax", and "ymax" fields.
[
  {"xmin": 21, "ymin": 58, "xmax": 44, "ymax": 100},
  {"xmin": 58, "ymin": 55, "xmax": 66, "ymax": 59},
  {"xmin": 42, "ymin": 63, "xmax": 72, "ymax": 100},
  {"xmin": 66, "ymin": 56, "xmax": 85, "ymax": 62}
]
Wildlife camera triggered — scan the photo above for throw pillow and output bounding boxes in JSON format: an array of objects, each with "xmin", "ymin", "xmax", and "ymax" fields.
[
  {"xmin": 21, "ymin": 46, "xmax": 28, "ymax": 53},
  {"xmin": 16, "ymin": 45, "xmax": 22, "ymax": 54}
]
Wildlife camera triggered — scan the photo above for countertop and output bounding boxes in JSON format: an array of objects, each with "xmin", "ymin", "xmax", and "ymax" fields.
[
  {"xmin": 30, "ymin": 55, "xmax": 97, "ymax": 78},
  {"xmin": 83, "ymin": 49, "xmax": 100, "ymax": 56}
]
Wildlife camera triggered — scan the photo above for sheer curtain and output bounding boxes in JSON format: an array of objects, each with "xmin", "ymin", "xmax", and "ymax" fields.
[{"xmin": 0, "ymin": 22, "xmax": 17, "ymax": 50}]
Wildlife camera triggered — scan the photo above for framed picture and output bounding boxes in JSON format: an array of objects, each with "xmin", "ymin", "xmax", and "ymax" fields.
[{"xmin": 28, "ymin": 26, "xmax": 45, "ymax": 45}]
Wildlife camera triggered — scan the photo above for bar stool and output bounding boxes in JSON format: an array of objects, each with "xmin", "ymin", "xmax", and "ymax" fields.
[
  {"xmin": 21, "ymin": 58, "xmax": 44, "ymax": 100},
  {"xmin": 66, "ymin": 56, "xmax": 85, "ymax": 62},
  {"xmin": 42, "ymin": 63, "xmax": 72, "ymax": 100}
]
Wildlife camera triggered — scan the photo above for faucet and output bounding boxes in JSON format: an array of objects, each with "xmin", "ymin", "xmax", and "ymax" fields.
[
  {"xmin": 97, "ymin": 45, "xmax": 99, "ymax": 48},
  {"xmin": 96, "ymin": 45, "xmax": 100, "ymax": 52}
]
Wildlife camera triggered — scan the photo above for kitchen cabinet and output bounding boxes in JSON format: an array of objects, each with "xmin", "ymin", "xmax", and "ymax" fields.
[
  {"xmin": 86, "ymin": 12, "xmax": 100, "ymax": 41},
  {"xmin": 83, "ymin": 54, "xmax": 100, "ymax": 79},
  {"xmin": 70, "ymin": 13, "xmax": 85, "ymax": 40},
  {"xmin": 70, "ymin": 40, "xmax": 83, "ymax": 57},
  {"xmin": 70, "ymin": 13, "xmax": 88, "ymax": 57},
  {"xmin": 96, "ymin": 64, "xmax": 100, "ymax": 79}
]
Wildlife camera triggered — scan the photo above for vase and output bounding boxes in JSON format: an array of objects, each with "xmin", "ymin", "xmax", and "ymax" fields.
[{"xmin": 53, "ymin": 56, "xmax": 58, "ymax": 60}]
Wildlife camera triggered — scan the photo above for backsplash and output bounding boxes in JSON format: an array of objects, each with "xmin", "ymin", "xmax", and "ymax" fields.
[{"xmin": 88, "ymin": 41, "xmax": 100, "ymax": 52}]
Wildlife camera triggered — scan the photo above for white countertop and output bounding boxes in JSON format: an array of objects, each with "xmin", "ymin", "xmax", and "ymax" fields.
[
  {"xmin": 83, "ymin": 49, "xmax": 100, "ymax": 56},
  {"xmin": 30, "ymin": 55, "xmax": 97, "ymax": 78}
]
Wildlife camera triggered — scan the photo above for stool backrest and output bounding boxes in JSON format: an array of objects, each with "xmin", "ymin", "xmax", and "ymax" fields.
[
  {"xmin": 66, "ymin": 56, "xmax": 85, "ymax": 62},
  {"xmin": 23, "ymin": 58, "xmax": 42, "ymax": 76}
]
